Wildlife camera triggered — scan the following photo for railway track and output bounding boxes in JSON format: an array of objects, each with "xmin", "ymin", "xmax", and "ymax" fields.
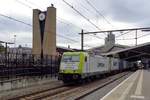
[
  {"xmin": 12, "ymin": 71, "xmax": 132, "ymax": 100},
  {"xmin": 42, "ymin": 72, "xmax": 131, "ymax": 100},
  {"xmin": 9, "ymin": 83, "xmax": 66, "ymax": 100},
  {"xmin": 75, "ymin": 72, "xmax": 130, "ymax": 100},
  {"xmin": 19, "ymin": 86, "xmax": 75, "ymax": 100}
]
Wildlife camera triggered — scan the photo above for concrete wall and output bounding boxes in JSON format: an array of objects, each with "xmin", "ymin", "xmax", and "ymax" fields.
[
  {"xmin": 43, "ymin": 7, "xmax": 56, "ymax": 55},
  {"xmin": 32, "ymin": 9, "xmax": 42, "ymax": 55}
]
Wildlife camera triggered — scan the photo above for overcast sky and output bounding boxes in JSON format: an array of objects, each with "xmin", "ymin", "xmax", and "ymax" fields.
[{"xmin": 0, "ymin": 0, "xmax": 150, "ymax": 49}]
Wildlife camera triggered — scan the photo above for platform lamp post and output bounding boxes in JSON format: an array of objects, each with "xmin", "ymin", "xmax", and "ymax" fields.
[
  {"xmin": 135, "ymin": 30, "xmax": 137, "ymax": 46},
  {"xmin": 14, "ymin": 35, "xmax": 16, "ymax": 48},
  {"xmin": 81, "ymin": 29, "xmax": 84, "ymax": 51}
]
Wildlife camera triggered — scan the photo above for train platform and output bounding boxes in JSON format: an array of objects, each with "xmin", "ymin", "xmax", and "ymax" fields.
[{"xmin": 101, "ymin": 69, "xmax": 150, "ymax": 100}]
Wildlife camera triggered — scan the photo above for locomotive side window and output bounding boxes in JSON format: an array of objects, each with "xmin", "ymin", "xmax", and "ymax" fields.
[
  {"xmin": 85, "ymin": 56, "xmax": 87, "ymax": 62},
  {"xmin": 98, "ymin": 63, "xmax": 105, "ymax": 67},
  {"xmin": 63, "ymin": 56, "xmax": 71, "ymax": 62},
  {"xmin": 72, "ymin": 56, "xmax": 80, "ymax": 62},
  {"xmin": 62, "ymin": 55, "xmax": 79, "ymax": 62},
  {"xmin": 113, "ymin": 61, "xmax": 117, "ymax": 66}
]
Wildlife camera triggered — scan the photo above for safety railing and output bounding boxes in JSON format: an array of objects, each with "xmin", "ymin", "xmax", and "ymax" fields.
[{"xmin": 0, "ymin": 53, "xmax": 61, "ymax": 79}]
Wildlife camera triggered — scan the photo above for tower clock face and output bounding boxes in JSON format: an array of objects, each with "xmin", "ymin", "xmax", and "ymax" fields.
[{"xmin": 39, "ymin": 13, "xmax": 45, "ymax": 21}]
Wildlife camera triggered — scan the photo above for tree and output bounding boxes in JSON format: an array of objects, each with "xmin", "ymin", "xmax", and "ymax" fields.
[{"xmin": 0, "ymin": 43, "xmax": 5, "ymax": 53}]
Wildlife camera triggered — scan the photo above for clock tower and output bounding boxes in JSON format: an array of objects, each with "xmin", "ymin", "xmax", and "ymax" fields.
[{"xmin": 32, "ymin": 5, "xmax": 56, "ymax": 56}]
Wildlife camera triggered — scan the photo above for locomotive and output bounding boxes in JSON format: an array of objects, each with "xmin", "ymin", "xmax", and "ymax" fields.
[{"xmin": 58, "ymin": 52, "xmax": 133, "ymax": 83}]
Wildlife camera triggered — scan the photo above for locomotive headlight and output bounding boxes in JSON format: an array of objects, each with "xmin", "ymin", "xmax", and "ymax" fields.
[
  {"xmin": 73, "ymin": 74, "xmax": 78, "ymax": 79},
  {"xmin": 72, "ymin": 66, "xmax": 78, "ymax": 70},
  {"xmin": 60, "ymin": 70, "xmax": 64, "ymax": 73}
]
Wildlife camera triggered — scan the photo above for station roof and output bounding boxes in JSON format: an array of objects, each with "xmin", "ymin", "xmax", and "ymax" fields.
[{"xmin": 101, "ymin": 42, "xmax": 150, "ymax": 61}]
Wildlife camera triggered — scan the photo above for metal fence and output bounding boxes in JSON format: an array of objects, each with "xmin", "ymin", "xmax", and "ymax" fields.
[{"xmin": 0, "ymin": 53, "xmax": 61, "ymax": 79}]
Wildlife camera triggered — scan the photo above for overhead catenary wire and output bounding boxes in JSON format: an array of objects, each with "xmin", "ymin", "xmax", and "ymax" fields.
[
  {"xmin": 5, "ymin": 0, "xmax": 150, "ymax": 48},
  {"xmin": 62, "ymin": 0, "xmax": 106, "ymax": 35},
  {"xmin": 16, "ymin": 0, "xmax": 33, "ymax": 9},
  {"xmin": 22, "ymin": 0, "xmax": 133, "ymax": 39},
  {"xmin": 16, "ymin": 0, "xmax": 82, "ymax": 40},
  {"xmin": 57, "ymin": 19, "xmax": 81, "ymax": 37},
  {"xmin": 75, "ymin": 0, "xmax": 99, "ymax": 20},
  {"xmin": 14, "ymin": 0, "xmax": 85, "ymax": 45},
  {"xmin": 58, "ymin": 34, "xmax": 93, "ymax": 48},
  {"xmin": 76, "ymin": 0, "xmax": 92, "ymax": 14},
  {"xmin": 58, "ymin": 18, "xmax": 100, "ymax": 43},
  {"xmin": 116, "ymin": 31, "xmax": 133, "ymax": 38},
  {"xmin": 58, "ymin": 17, "xmax": 104, "ymax": 40},
  {"xmin": 70, "ymin": 0, "xmax": 105, "ymax": 39},
  {"xmin": 137, "ymin": 32, "xmax": 150, "ymax": 39},
  {"xmin": 57, "ymin": 34, "xmax": 79, "ymax": 43},
  {"xmin": 16, "ymin": 0, "xmax": 79, "ymax": 38},
  {"xmin": 0, "ymin": 13, "xmax": 82, "ymax": 47},
  {"xmin": 62, "ymin": 0, "xmax": 102, "ymax": 31},
  {"xmin": 84, "ymin": 0, "xmax": 114, "ymax": 28},
  {"xmin": 0, "ymin": 13, "xmax": 32, "ymax": 27},
  {"xmin": 15, "ymin": 1, "xmax": 88, "ymax": 48},
  {"xmin": 85, "ymin": 27, "xmax": 150, "ymax": 34},
  {"xmin": 20, "ymin": 0, "xmax": 106, "ymax": 39},
  {"xmin": 0, "ymin": 11, "xmax": 102, "ymax": 42},
  {"xmin": 16, "ymin": 0, "xmax": 105, "ymax": 41},
  {"xmin": 25, "ymin": 0, "xmax": 44, "ymax": 10},
  {"xmin": 116, "ymin": 38, "xmax": 135, "ymax": 40}
]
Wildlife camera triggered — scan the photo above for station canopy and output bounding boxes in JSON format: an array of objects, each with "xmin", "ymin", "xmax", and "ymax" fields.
[{"xmin": 101, "ymin": 42, "xmax": 150, "ymax": 61}]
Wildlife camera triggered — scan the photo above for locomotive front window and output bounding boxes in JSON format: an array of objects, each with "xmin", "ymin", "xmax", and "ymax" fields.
[{"xmin": 62, "ymin": 55, "xmax": 79, "ymax": 62}]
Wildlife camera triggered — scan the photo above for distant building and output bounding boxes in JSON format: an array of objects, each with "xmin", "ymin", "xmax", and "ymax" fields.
[
  {"xmin": 7, "ymin": 45, "xmax": 75, "ymax": 56},
  {"xmin": 88, "ymin": 33, "xmax": 130, "ymax": 55},
  {"xmin": 7, "ymin": 46, "xmax": 32, "ymax": 54},
  {"xmin": 104, "ymin": 33, "xmax": 115, "ymax": 51}
]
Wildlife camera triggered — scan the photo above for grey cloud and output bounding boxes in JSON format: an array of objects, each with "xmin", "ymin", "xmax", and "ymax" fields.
[
  {"xmin": 0, "ymin": 14, "xmax": 32, "ymax": 34},
  {"xmin": 91, "ymin": 0, "xmax": 150, "ymax": 25},
  {"xmin": 57, "ymin": 21, "xmax": 80, "ymax": 37},
  {"xmin": 109, "ymin": 0, "xmax": 150, "ymax": 23}
]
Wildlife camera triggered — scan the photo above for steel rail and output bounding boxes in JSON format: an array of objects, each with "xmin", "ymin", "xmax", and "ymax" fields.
[{"xmin": 74, "ymin": 72, "xmax": 130, "ymax": 100}]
